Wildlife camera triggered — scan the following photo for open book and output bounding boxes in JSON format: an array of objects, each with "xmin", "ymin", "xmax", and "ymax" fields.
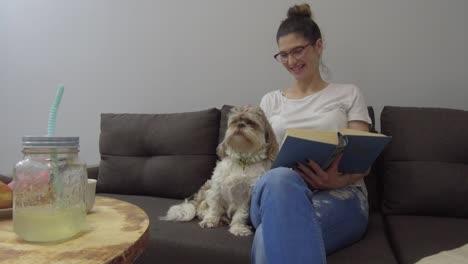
[{"xmin": 271, "ymin": 128, "xmax": 392, "ymax": 174}]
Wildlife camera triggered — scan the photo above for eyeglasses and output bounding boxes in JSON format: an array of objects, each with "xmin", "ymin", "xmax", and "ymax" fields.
[{"xmin": 274, "ymin": 42, "xmax": 313, "ymax": 63}]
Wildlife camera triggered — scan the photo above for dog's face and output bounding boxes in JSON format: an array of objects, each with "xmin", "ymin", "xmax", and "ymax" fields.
[
  {"xmin": 225, "ymin": 107, "xmax": 266, "ymax": 154},
  {"xmin": 217, "ymin": 106, "xmax": 279, "ymax": 161}
]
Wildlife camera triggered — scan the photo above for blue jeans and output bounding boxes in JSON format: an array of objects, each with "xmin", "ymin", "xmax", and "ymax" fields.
[{"xmin": 250, "ymin": 167, "xmax": 369, "ymax": 264}]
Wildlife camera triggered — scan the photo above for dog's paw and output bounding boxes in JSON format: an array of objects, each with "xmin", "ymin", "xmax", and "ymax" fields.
[
  {"xmin": 199, "ymin": 217, "xmax": 219, "ymax": 228},
  {"xmin": 229, "ymin": 224, "xmax": 253, "ymax": 236}
]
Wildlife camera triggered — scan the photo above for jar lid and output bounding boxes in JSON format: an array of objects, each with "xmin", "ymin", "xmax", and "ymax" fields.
[{"xmin": 22, "ymin": 136, "xmax": 79, "ymax": 148}]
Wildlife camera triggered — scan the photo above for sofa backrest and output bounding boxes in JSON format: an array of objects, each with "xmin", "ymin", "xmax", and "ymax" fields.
[
  {"xmin": 380, "ymin": 106, "xmax": 468, "ymax": 217},
  {"xmin": 96, "ymin": 104, "xmax": 382, "ymax": 207},
  {"xmin": 97, "ymin": 108, "xmax": 221, "ymax": 199},
  {"xmin": 219, "ymin": 105, "xmax": 377, "ymax": 140}
]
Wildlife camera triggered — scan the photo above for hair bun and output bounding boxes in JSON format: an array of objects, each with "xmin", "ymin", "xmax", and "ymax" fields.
[{"xmin": 287, "ymin": 3, "xmax": 312, "ymax": 19}]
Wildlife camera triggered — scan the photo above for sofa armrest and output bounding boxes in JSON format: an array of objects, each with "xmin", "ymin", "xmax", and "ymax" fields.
[
  {"xmin": 0, "ymin": 174, "xmax": 12, "ymax": 184},
  {"xmin": 87, "ymin": 165, "xmax": 99, "ymax": 180}
]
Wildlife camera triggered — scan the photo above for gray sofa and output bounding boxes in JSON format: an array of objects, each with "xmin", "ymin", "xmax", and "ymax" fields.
[{"xmin": 86, "ymin": 105, "xmax": 468, "ymax": 264}]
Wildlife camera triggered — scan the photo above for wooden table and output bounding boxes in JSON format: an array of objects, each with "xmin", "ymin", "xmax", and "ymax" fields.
[{"xmin": 0, "ymin": 196, "xmax": 150, "ymax": 264}]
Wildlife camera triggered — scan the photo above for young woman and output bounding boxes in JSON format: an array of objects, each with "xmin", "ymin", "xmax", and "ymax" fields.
[{"xmin": 250, "ymin": 4, "xmax": 371, "ymax": 264}]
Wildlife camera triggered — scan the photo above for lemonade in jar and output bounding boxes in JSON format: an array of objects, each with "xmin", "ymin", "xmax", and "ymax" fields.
[{"xmin": 13, "ymin": 136, "xmax": 87, "ymax": 242}]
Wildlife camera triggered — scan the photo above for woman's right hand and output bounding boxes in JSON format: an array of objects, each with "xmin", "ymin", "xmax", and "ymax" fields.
[{"xmin": 293, "ymin": 154, "xmax": 350, "ymax": 190}]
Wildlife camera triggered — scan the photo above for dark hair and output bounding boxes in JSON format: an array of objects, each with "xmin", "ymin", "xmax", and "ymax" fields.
[{"xmin": 276, "ymin": 3, "xmax": 322, "ymax": 44}]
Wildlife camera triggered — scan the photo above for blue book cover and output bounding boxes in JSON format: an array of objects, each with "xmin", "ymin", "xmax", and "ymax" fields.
[
  {"xmin": 338, "ymin": 133, "xmax": 392, "ymax": 173},
  {"xmin": 271, "ymin": 129, "xmax": 391, "ymax": 174}
]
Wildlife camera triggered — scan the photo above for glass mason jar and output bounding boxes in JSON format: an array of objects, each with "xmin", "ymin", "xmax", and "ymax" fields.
[{"xmin": 13, "ymin": 136, "xmax": 87, "ymax": 242}]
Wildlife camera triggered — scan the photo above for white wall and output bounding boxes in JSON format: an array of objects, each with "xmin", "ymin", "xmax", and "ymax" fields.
[{"xmin": 2, "ymin": 0, "xmax": 467, "ymax": 174}]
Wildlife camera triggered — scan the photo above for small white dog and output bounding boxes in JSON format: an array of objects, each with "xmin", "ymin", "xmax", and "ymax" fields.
[{"xmin": 161, "ymin": 106, "xmax": 278, "ymax": 236}]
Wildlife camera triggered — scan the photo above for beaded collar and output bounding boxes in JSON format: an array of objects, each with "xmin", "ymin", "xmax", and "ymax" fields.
[{"xmin": 226, "ymin": 149, "xmax": 267, "ymax": 170}]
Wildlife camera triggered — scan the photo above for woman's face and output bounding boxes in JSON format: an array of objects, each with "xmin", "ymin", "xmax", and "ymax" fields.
[{"xmin": 276, "ymin": 33, "xmax": 322, "ymax": 80}]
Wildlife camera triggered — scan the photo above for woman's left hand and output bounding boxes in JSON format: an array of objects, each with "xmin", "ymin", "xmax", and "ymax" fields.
[{"xmin": 293, "ymin": 154, "xmax": 366, "ymax": 190}]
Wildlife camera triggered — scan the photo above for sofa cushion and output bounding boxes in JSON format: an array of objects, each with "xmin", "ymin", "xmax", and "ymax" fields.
[
  {"xmin": 100, "ymin": 194, "xmax": 252, "ymax": 264},
  {"xmin": 385, "ymin": 215, "xmax": 468, "ymax": 264},
  {"xmin": 380, "ymin": 106, "xmax": 468, "ymax": 217},
  {"xmin": 98, "ymin": 108, "xmax": 221, "ymax": 199},
  {"xmin": 101, "ymin": 194, "xmax": 398, "ymax": 264}
]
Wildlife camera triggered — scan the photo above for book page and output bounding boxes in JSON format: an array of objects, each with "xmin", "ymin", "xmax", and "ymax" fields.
[
  {"xmin": 285, "ymin": 129, "xmax": 339, "ymax": 145},
  {"xmin": 339, "ymin": 128, "xmax": 388, "ymax": 137}
]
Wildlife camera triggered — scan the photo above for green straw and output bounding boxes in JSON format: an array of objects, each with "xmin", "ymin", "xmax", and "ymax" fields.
[
  {"xmin": 48, "ymin": 86, "xmax": 64, "ymax": 136},
  {"xmin": 48, "ymin": 85, "xmax": 65, "ymax": 207}
]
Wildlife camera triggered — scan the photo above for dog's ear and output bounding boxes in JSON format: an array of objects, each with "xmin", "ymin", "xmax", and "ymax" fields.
[
  {"xmin": 257, "ymin": 108, "xmax": 279, "ymax": 161},
  {"xmin": 230, "ymin": 106, "xmax": 242, "ymax": 115},
  {"xmin": 217, "ymin": 106, "xmax": 242, "ymax": 159},
  {"xmin": 216, "ymin": 139, "xmax": 228, "ymax": 159}
]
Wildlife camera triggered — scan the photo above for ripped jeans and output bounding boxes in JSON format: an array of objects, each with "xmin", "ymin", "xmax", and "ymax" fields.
[{"xmin": 250, "ymin": 167, "xmax": 369, "ymax": 264}]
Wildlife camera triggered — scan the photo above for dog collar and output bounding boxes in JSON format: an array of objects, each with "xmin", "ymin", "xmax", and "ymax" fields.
[
  {"xmin": 238, "ymin": 157, "xmax": 256, "ymax": 170},
  {"xmin": 227, "ymin": 149, "xmax": 266, "ymax": 170}
]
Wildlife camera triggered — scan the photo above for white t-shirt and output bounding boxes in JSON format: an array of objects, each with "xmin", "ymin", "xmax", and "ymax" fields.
[{"xmin": 260, "ymin": 83, "xmax": 372, "ymax": 195}]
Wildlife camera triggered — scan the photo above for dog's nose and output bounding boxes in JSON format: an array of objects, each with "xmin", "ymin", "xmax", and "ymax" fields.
[{"xmin": 237, "ymin": 122, "xmax": 245, "ymax": 128}]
